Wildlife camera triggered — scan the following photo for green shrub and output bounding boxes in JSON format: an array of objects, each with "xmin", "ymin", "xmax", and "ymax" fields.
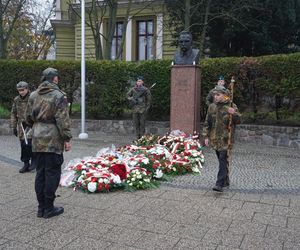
[
  {"xmin": 0, "ymin": 105, "xmax": 10, "ymax": 119},
  {"xmin": 0, "ymin": 53, "xmax": 300, "ymax": 124}
]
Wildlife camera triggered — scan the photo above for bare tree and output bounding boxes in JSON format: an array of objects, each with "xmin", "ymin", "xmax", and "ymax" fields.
[
  {"xmin": 165, "ymin": 0, "xmax": 263, "ymax": 57},
  {"xmin": 8, "ymin": 0, "xmax": 56, "ymax": 59},
  {"xmin": 30, "ymin": 0, "xmax": 56, "ymax": 60},
  {"xmin": 0, "ymin": 0, "xmax": 27, "ymax": 59}
]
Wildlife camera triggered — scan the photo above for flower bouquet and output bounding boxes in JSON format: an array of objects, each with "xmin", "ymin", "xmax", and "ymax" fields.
[
  {"xmin": 124, "ymin": 167, "xmax": 159, "ymax": 191},
  {"xmin": 61, "ymin": 130, "xmax": 205, "ymax": 194}
]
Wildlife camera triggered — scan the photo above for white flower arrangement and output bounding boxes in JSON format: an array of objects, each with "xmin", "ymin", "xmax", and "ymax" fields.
[{"xmin": 64, "ymin": 131, "xmax": 205, "ymax": 193}]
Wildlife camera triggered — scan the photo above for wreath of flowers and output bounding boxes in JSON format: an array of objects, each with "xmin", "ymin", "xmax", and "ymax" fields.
[{"xmin": 60, "ymin": 131, "xmax": 205, "ymax": 193}]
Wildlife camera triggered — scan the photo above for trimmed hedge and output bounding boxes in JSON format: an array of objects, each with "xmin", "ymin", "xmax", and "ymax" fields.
[{"xmin": 0, "ymin": 53, "xmax": 300, "ymax": 123}]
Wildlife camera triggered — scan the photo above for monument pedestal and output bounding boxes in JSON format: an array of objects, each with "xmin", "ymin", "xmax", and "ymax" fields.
[{"xmin": 170, "ymin": 65, "xmax": 201, "ymax": 135}]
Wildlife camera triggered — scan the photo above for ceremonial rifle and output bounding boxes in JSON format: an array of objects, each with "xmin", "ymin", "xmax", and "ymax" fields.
[
  {"xmin": 21, "ymin": 122, "xmax": 28, "ymax": 145},
  {"xmin": 149, "ymin": 82, "xmax": 156, "ymax": 89},
  {"xmin": 227, "ymin": 76, "xmax": 235, "ymax": 173}
]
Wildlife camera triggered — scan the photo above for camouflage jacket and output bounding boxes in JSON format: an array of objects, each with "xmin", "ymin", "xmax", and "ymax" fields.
[
  {"xmin": 26, "ymin": 81, "xmax": 72, "ymax": 154},
  {"xmin": 10, "ymin": 93, "xmax": 32, "ymax": 140},
  {"xmin": 126, "ymin": 85, "xmax": 151, "ymax": 113},
  {"xmin": 203, "ymin": 101, "xmax": 241, "ymax": 151}
]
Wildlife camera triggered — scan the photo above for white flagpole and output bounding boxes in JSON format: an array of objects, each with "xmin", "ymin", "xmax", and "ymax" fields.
[{"xmin": 79, "ymin": 0, "xmax": 88, "ymax": 139}]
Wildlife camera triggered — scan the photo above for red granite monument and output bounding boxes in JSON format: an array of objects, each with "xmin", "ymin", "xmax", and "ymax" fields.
[{"xmin": 170, "ymin": 65, "xmax": 201, "ymax": 134}]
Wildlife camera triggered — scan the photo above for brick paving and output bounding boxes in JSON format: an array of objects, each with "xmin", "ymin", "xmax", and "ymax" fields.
[{"xmin": 0, "ymin": 134, "xmax": 299, "ymax": 250}]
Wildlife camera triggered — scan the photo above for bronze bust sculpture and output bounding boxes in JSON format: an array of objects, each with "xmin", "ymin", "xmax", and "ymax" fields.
[{"xmin": 174, "ymin": 31, "xmax": 200, "ymax": 65}]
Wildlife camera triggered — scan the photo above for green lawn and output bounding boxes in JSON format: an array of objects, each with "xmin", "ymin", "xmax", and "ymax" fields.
[{"xmin": 0, "ymin": 105, "xmax": 10, "ymax": 119}]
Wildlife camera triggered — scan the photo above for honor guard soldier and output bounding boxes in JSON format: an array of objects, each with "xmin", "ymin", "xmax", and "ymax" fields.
[
  {"xmin": 10, "ymin": 81, "xmax": 33, "ymax": 173},
  {"xmin": 126, "ymin": 76, "xmax": 151, "ymax": 139},
  {"xmin": 203, "ymin": 85, "xmax": 241, "ymax": 192},
  {"xmin": 26, "ymin": 68, "xmax": 72, "ymax": 218}
]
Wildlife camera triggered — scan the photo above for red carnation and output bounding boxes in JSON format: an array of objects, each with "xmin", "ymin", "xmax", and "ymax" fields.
[{"xmin": 110, "ymin": 164, "xmax": 128, "ymax": 180}]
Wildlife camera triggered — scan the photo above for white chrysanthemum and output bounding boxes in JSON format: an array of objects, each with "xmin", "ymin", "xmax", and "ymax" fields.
[
  {"xmin": 112, "ymin": 174, "xmax": 121, "ymax": 184},
  {"xmin": 98, "ymin": 178, "xmax": 104, "ymax": 183},
  {"xmin": 131, "ymin": 178, "xmax": 136, "ymax": 181},
  {"xmin": 142, "ymin": 158, "xmax": 149, "ymax": 164},
  {"xmin": 130, "ymin": 161, "xmax": 138, "ymax": 166},
  {"xmin": 192, "ymin": 166, "xmax": 200, "ymax": 173},
  {"xmin": 104, "ymin": 178, "xmax": 109, "ymax": 184},
  {"xmin": 154, "ymin": 169, "xmax": 163, "ymax": 178},
  {"xmin": 144, "ymin": 178, "xmax": 150, "ymax": 183},
  {"xmin": 87, "ymin": 182, "xmax": 97, "ymax": 193},
  {"xmin": 81, "ymin": 170, "xmax": 87, "ymax": 175}
]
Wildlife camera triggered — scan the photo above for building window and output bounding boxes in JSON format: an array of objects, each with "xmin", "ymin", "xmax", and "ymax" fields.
[
  {"xmin": 137, "ymin": 20, "xmax": 154, "ymax": 60},
  {"xmin": 111, "ymin": 22, "xmax": 123, "ymax": 60}
]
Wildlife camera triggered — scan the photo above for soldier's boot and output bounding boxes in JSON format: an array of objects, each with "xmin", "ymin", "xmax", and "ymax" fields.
[
  {"xmin": 19, "ymin": 162, "xmax": 30, "ymax": 173},
  {"xmin": 28, "ymin": 162, "xmax": 36, "ymax": 171},
  {"xmin": 37, "ymin": 207, "xmax": 44, "ymax": 218},
  {"xmin": 43, "ymin": 196, "xmax": 64, "ymax": 219},
  {"xmin": 224, "ymin": 177, "xmax": 230, "ymax": 188},
  {"xmin": 43, "ymin": 207, "xmax": 64, "ymax": 219},
  {"xmin": 212, "ymin": 185, "xmax": 223, "ymax": 192}
]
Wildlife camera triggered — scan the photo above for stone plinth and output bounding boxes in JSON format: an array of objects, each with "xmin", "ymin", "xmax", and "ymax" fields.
[{"xmin": 170, "ymin": 65, "xmax": 201, "ymax": 134}]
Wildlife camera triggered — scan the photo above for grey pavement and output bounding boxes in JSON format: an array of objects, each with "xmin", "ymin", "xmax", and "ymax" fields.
[{"xmin": 0, "ymin": 134, "xmax": 300, "ymax": 250}]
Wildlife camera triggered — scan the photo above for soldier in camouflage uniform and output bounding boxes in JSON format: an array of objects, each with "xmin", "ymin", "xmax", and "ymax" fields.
[
  {"xmin": 203, "ymin": 85, "xmax": 241, "ymax": 192},
  {"xmin": 206, "ymin": 75, "xmax": 227, "ymax": 105},
  {"xmin": 126, "ymin": 76, "xmax": 151, "ymax": 139},
  {"xmin": 10, "ymin": 81, "xmax": 33, "ymax": 173},
  {"xmin": 26, "ymin": 68, "xmax": 72, "ymax": 219}
]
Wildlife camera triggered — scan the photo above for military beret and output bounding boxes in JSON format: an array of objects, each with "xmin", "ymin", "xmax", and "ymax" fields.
[
  {"xmin": 212, "ymin": 85, "xmax": 230, "ymax": 96},
  {"xmin": 42, "ymin": 67, "xmax": 59, "ymax": 78},
  {"xmin": 16, "ymin": 81, "xmax": 29, "ymax": 89},
  {"xmin": 218, "ymin": 75, "xmax": 224, "ymax": 80},
  {"xmin": 136, "ymin": 76, "xmax": 144, "ymax": 81}
]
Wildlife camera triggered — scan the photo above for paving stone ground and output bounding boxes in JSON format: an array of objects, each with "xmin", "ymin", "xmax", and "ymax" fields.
[{"xmin": 0, "ymin": 134, "xmax": 299, "ymax": 250}]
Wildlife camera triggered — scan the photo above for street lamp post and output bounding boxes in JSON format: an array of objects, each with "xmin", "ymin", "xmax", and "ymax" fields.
[{"xmin": 79, "ymin": 0, "xmax": 88, "ymax": 139}]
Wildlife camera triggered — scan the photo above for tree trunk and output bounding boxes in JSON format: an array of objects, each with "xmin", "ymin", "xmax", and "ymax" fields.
[
  {"xmin": 104, "ymin": 0, "xmax": 117, "ymax": 60},
  {"xmin": 199, "ymin": 0, "xmax": 212, "ymax": 58},
  {"xmin": 94, "ymin": 22, "xmax": 103, "ymax": 60},
  {"xmin": 0, "ymin": 0, "xmax": 6, "ymax": 59},
  {"xmin": 184, "ymin": 0, "xmax": 190, "ymax": 31},
  {"xmin": 116, "ymin": 0, "xmax": 132, "ymax": 59}
]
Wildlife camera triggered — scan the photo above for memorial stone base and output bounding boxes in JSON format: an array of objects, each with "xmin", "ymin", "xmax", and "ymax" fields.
[{"xmin": 170, "ymin": 65, "xmax": 201, "ymax": 135}]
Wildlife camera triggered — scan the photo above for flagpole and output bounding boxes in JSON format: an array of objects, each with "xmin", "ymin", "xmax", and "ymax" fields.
[{"xmin": 79, "ymin": 0, "xmax": 88, "ymax": 139}]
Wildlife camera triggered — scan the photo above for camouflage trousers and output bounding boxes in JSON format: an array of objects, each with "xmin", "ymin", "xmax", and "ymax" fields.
[{"xmin": 133, "ymin": 112, "xmax": 146, "ymax": 139}]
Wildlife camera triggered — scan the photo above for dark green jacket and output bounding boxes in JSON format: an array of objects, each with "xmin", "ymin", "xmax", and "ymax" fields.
[
  {"xmin": 126, "ymin": 85, "xmax": 151, "ymax": 113},
  {"xmin": 26, "ymin": 81, "xmax": 72, "ymax": 154},
  {"xmin": 10, "ymin": 93, "xmax": 32, "ymax": 140}
]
